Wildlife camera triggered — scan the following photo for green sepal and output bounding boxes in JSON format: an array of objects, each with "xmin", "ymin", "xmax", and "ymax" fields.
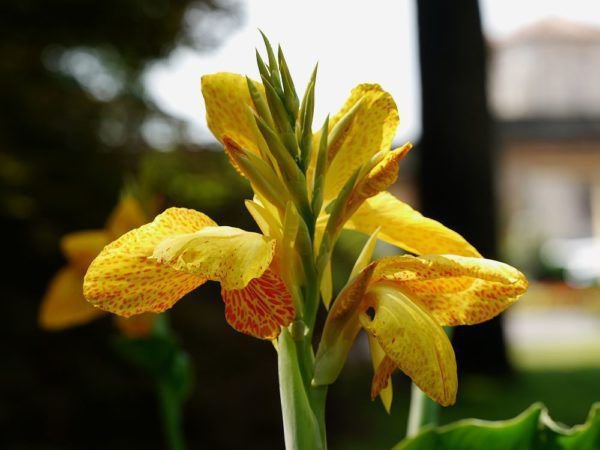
[
  {"xmin": 311, "ymin": 116, "xmax": 329, "ymax": 217},
  {"xmin": 255, "ymin": 49, "xmax": 271, "ymax": 82},
  {"xmin": 259, "ymin": 30, "xmax": 284, "ymax": 96},
  {"xmin": 395, "ymin": 403, "xmax": 600, "ymax": 450},
  {"xmin": 261, "ymin": 75, "xmax": 297, "ymax": 154},
  {"xmin": 278, "ymin": 46, "xmax": 299, "ymax": 122},
  {"xmin": 316, "ymin": 168, "xmax": 361, "ymax": 276},
  {"xmin": 246, "ymin": 76, "xmax": 274, "ymax": 128},
  {"xmin": 252, "ymin": 112, "xmax": 312, "ymax": 222},
  {"xmin": 298, "ymin": 64, "xmax": 318, "ymax": 170},
  {"xmin": 327, "ymin": 98, "xmax": 363, "ymax": 164}
]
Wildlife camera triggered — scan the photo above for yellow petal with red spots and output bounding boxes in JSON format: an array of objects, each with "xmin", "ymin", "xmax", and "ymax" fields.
[
  {"xmin": 221, "ymin": 266, "xmax": 294, "ymax": 339},
  {"xmin": 84, "ymin": 208, "xmax": 215, "ymax": 317},
  {"xmin": 61, "ymin": 230, "xmax": 110, "ymax": 273},
  {"xmin": 346, "ymin": 191, "xmax": 481, "ymax": 257},
  {"xmin": 360, "ymin": 285, "xmax": 457, "ymax": 406},
  {"xmin": 152, "ymin": 226, "xmax": 276, "ymax": 290},
  {"xmin": 105, "ymin": 195, "xmax": 148, "ymax": 239},
  {"xmin": 350, "ymin": 143, "xmax": 412, "ymax": 207},
  {"xmin": 201, "ymin": 72, "xmax": 263, "ymax": 155},
  {"xmin": 368, "ymin": 334, "xmax": 393, "ymax": 413},
  {"xmin": 373, "ymin": 254, "xmax": 528, "ymax": 326},
  {"xmin": 325, "ymin": 84, "xmax": 399, "ymax": 201},
  {"xmin": 39, "ymin": 267, "xmax": 106, "ymax": 330}
]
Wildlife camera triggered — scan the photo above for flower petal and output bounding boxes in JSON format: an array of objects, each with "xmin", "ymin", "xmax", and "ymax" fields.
[
  {"xmin": 84, "ymin": 208, "xmax": 215, "ymax": 317},
  {"xmin": 40, "ymin": 267, "xmax": 105, "ymax": 329},
  {"xmin": 221, "ymin": 266, "xmax": 294, "ymax": 339},
  {"xmin": 361, "ymin": 285, "xmax": 457, "ymax": 406},
  {"xmin": 368, "ymin": 335, "xmax": 394, "ymax": 413},
  {"xmin": 350, "ymin": 143, "xmax": 412, "ymax": 207},
  {"xmin": 106, "ymin": 195, "xmax": 148, "ymax": 239},
  {"xmin": 152, "ymin": 226, "xmax": 276, "ymax": 290},
  {"xmin": 373, "ymin": 254, "xmax": 528, "ymax": 326},
  {"xmin": 201, "ymin": 72, "xmax": 263, "ymax": 155},
  {"xmin": 61, "ymin": 230, "xmax": 111, "ymax": 272},
  {"xmin": 346, "ymin": 191, "xmax": 481, "ymax": 257},
  {"xmin": 325, "ymin": 84, "xmax": 399, "ymax": 201}
]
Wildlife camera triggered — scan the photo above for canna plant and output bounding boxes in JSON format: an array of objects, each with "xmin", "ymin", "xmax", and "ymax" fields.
[{"xmin": 83, "ymin": 35, "xmax": 528, "ymax": 449}]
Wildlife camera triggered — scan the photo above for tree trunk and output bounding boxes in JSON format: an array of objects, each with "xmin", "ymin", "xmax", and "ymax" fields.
[{"xmin": 416, "ymin": 0, "xmax": 510, "ymax": 375}]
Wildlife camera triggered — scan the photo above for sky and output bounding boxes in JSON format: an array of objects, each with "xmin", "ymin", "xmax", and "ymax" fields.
[{"xmin": 145, "ymin": 0, "xmax": 600, "ymax": 146}]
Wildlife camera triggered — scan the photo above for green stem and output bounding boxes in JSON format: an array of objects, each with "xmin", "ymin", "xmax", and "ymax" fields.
[
  {"xmin": 157, "ymin": 381, "xmax": 186, "ymax": 450},
  {"xmin": 278, "ymin": 328, "xmax": 326, "ymax": 450},
  {"xmin": 406, "ymin": 383, "xmax": 439, "ymax": 437}
]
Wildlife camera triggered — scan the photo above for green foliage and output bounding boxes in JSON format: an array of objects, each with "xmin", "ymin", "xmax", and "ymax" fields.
[
  {"xmin": 394, "ymin": 403, "xmax": 600, "ymax": 450},
  {"xmin": 112, "ymin": 316, "xmax": 193, "ymax": 403}
]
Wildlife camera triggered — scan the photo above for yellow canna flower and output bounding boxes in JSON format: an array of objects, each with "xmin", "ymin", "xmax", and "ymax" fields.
[
  {"xmin": 39, "ymin": 196, "xmax": 150, "ymax": 333},
  {"xmin": 314, "ymin": 254, "xmax": 528, "ymax": 408},
  {"xmin": 200, "ymin": 73, "xmax": 480, "ymax": 260},
  {"xmin": 83, "ymin": 207, "xmax": 295, "ymax": 340}
]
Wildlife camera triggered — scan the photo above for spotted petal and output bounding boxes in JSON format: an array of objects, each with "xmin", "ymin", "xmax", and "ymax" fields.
[
  {"xmin": 360, "ymin": 285, "xmax": 457, "ymax": 406},
  {"xmin": 152, "ymin": 226, "xmax": 276, "ymax": 290},
  {"xmin": 221, "ymin": 266, "xmax": 294, "ymax": 339},
  {"xmin": 325, "ymin": 84, "xmax": 399, "ymax": 201},
  {"xmin": 346, "ymin": 191, "xmax": 481, "ymax": 257},
  {"xmin": 202, "ymin": 72, "xmax": 264, "ymax": 155},
  {"xmin": 84, "ymin": 208, "xmax": 215, "ymax": 317},
  {"xmin": 40, "ymin": 267, "xmax": 106, "ymax": 329},
  {"xmin": 373, "ymin": 254, "xmax": 528, "ymax": 326}
]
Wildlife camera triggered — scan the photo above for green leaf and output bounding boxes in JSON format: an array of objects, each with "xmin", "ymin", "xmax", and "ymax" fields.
[{"xmin": 394, "ymin": 403, "xmax": 600, "ymax": 450}]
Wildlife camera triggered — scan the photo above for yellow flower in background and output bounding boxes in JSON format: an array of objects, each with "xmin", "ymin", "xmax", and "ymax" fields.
[{"xmin": 39, "ymin": 195, "xmax": 151, "ymax": 334}]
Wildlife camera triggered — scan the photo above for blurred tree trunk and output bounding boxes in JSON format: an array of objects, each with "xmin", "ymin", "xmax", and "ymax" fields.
[{"xmin": 416, "ymin": 0, "xmax": 510, "ymax": 375}]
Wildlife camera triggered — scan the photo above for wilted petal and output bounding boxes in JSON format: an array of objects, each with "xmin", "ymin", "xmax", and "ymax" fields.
[
  {"xmin": 84, "ymin": 208, "xmax": 215, "ymax": 317},
  {"xmin": 373, "ymin": 254, "xmax": 528, "ymax": 326},
  {"xmin": 346, "ymin": 191, "xmax": 481, "ymax": 257},
  {"xmin": 152, "ymin": 226, "xmax": 276, "ymax": 290},
  {"xmin": 40, "ymin": 267, "xmax": 105, "ymax": 330},
  {"xmin": 221, "ymin": 266, "xmax": 294, "ymax": 339},
  {"xmin": 360, "ymin": 285, "xmax": 457, "ymax": 406},
  {"xmin": 325, "ymin": 84, "xmax": 399, "ymax": 201}
]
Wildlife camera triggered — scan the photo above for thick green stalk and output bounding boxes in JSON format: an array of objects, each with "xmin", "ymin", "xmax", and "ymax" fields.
[
  {"xmin": 278, "ymin": 328, "xmax": 325, "ymax": 450},
  {"xmin": 157, "ymin": 380, "xmax": 187, "ymax": 450}
]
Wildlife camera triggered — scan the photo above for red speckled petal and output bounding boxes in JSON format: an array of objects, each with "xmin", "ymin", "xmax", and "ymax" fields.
[
  {"xmin": 373, "ymin": 254, "xmax": 528, "ymax": 326},
  {"xmin": 361, "ymin": 285, "xmax": 457, "ymax": 407},
  {"xmin": 221, "ymin": 266, "xmax": 294, "ymax": 339},
  {"xmin": 84, "ymin": 208, "xmax": 215, "ymax": 317}
]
